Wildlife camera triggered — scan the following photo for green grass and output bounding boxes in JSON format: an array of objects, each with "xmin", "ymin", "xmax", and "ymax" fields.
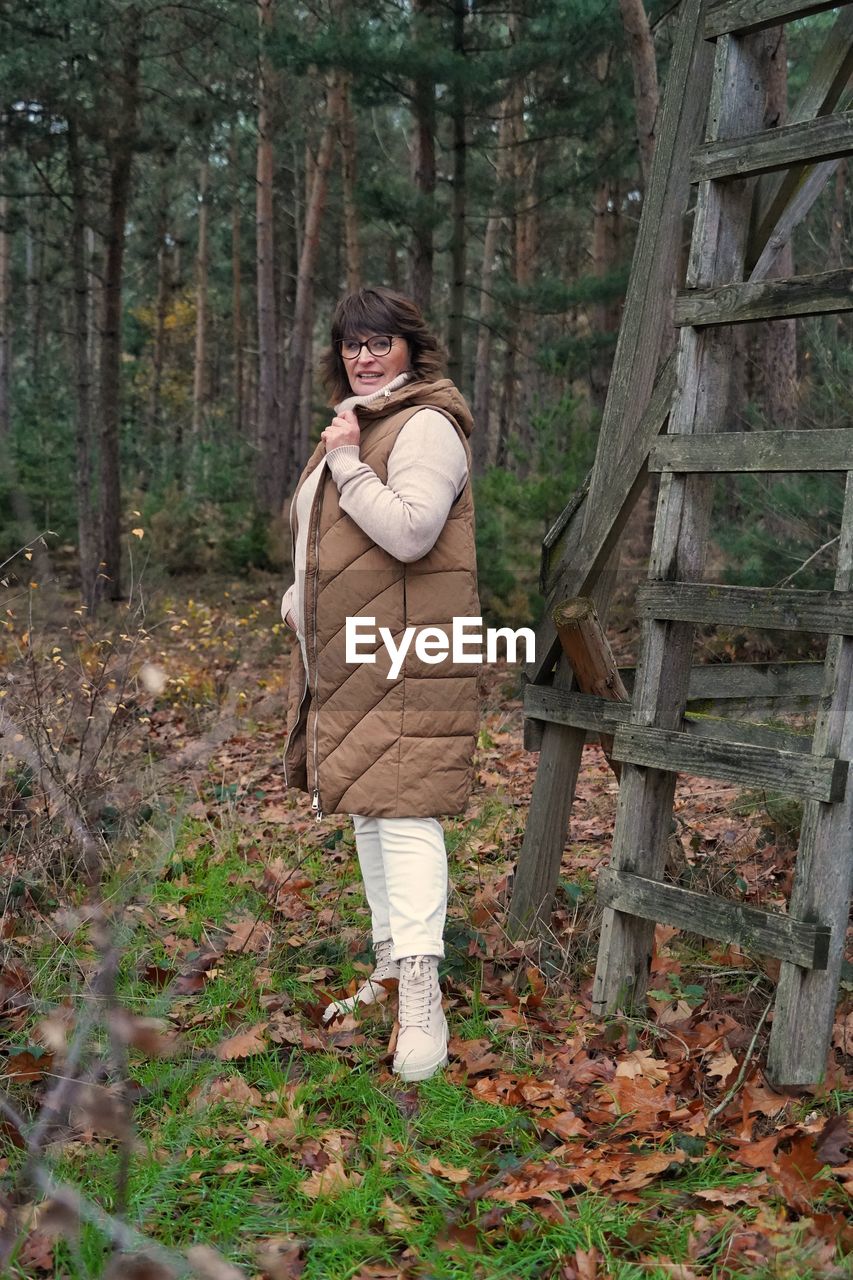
[{"xmin": 2, "ymin": 808, "xmax": 849, "ymax": 1280}]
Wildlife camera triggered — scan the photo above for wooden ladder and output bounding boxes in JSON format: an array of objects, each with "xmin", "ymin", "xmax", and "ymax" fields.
[{"xmin": 591, "ymin": 0, "xmax": 853, "ymax": 1087}]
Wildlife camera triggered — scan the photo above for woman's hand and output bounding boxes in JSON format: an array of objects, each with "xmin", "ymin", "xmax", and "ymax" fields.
[{"xmin": 321, "ymin": 408, "xmax": 360, "ymax": 453}]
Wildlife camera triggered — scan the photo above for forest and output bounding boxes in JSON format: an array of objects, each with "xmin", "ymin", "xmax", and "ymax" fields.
[
  {"xmin": 0, "ymin": 1, "xmax": 851, "ymax": 1277},
  {"xmin": 0, "ymin": 0, "xmax": 845, "ymax": 616}
]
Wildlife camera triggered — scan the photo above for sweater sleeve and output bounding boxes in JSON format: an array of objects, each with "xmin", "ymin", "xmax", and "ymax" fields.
[
  {"xmin": 280, "ymin": 580, "xmax": 295, "ymax": 624},
  {"xmin": 325, "ymin": 409, "xmax": 469, "ymax": 563}
]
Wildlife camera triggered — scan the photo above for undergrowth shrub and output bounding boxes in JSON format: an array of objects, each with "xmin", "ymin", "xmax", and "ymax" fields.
[{"xmin": 475, "ymin": 394, "xmax": 596, "ymax": 626}]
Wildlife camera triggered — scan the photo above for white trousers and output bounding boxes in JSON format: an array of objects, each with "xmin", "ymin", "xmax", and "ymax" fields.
[{"xmin": 350, "ymin": 815, "xmax": 448, "ymax": 960}]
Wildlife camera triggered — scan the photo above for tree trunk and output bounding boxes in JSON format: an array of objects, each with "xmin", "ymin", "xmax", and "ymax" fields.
[
  {"xmin": 497, "ymin": 72, "xmax": 525, "ymax": 461},
  {"xmin": 279, "ymin": 78, "xmax": 341, "ymax": 501},
  {"xmin": 735, "ymin": 30, "xmax": 797, "ymax": 427},
  {"xmin": 338, "ymin": 73, "xmax": 361, "ymax": 293},
  {"xmin": 98, "ymin": 21, "xmax": 141, "ymax": 604},
  {"xmin": 447, "ymin": 0, "xmax": 467, "ymax": 387},
  {"xmin": 255, "ymin": 0, "xmax": 280, "ymax": 510},
  {"xmin": 589, "ymin": 52, "xmax": 622, "ymax": 411},
  {"xmin": 409, "ymin": 0, "xmax": 436, "ymax": 315},
  {"xmin": 192, "ymin": 156, "xmax": 210, "ymax": 438},
  {"xmin": 0, "ymin": 192, "xmax": 10, "ymax": 441},
  {"xmin": 230, "ymin": 132, "xmax": 244, "ymax": 434},
  {"xmin": 757, "ymin": 30, "xmax": 797, "ymax": 426},
  {"xmin": 472, "ymin": 100, "xmax": 514, "ymax": 472},
  {"xmin": 67, "ymin": 117, "xmax": 98, "ymax": 610},
  {"xmin": 24, "ymin": 203, "xmax": 43, "ymax": 383},
  {"xmin": 618, "ymin": 0, "xmax": 659, "ymax": 189},
  {"xmin": 149, "ymin": 180, "xmax": 170, "ymax": 465},
  {"xmin": 514, "ymin": 133, "xmax": 538, "ymax": 460}
]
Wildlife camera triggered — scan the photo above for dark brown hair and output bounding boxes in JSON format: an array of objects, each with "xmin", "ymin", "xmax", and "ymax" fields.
[{"xmin": 321, "ymin": 286, "xmax": 445, "ymax": 403}]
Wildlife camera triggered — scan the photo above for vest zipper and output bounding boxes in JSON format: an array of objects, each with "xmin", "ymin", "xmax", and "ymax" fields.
[
  {"xmin": 284, "ymin": 467, "xmax": 310, "ymax": 792},
  {"xmin": 283, "ymin": 671, "xmax": 309, "ymax": 790},
  {"xmin": 310, "ymin": 476, "xmax": 325, "ymax": 821}
]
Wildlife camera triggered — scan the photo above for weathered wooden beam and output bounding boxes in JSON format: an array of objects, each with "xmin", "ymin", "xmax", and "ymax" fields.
[
  {"xmin": 507, "ymin": 657, "xmax": 587, "ymax": 940},
  {"xmin": 675, "ymin": 268, "xmax": 853, "ymax": 327},
  {"xmin": 527, "ymin": 0, "xmax": 714, "ymax": 693},
  {"xmin": 750, "ymin": 159, "xmax": 842, "ymax": 283},
  {"xmin": 650, "ymin": 429, "xmax": 853, "ymax": 473},
  {"xmin": 524, "ymin": 684, "xmax": 812, "ymax": 753},
  {"xmin": 532, "ymin": 356, "xmax": 675, "ymax": 685},
  {"xmin": 612, "ymin": 722, "xmax": 847, "ymax": 802},
  {"xmin": 682, "ymin": 660, "xmax": 824, "ymax": 701},
  {"xmin": 593, "ymin": 32, "xmax": 787, "ymax": 1018},
  {"xmin": 692, "ymin": 111, "xmax": 853, "ymax": 182},
  {"xmin": 704, "ymin": 0, "xmax": 848, "ymax": 39},
  {"xmin": 539, "ymin": 474, "xmax": 590, "ymax": 595},
  {"xmin": 638, "ymin": 581, "xmax": 853, "ymax": 634},
  {"xmin": 553, "ymin": 598, "xmax": 629, "ymax": 775},
  {"xmin": 749, "ymin": 9, "xmax": 853, "ymax": 270},
  {"xmin": 597, "ymin": 869, "xmax": 831, "ymax": 971},
  {"xmin": 769, "ymin": 469, "xmax": 853, "ymax": 1085}
]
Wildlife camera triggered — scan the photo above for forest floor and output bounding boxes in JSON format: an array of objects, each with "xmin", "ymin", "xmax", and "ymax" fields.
[{"xmin": 0, "ymin": 570, "xmax": 851, "ymax": 1279}]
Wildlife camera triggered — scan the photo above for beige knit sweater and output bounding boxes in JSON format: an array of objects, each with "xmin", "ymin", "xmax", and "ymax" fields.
[{"xmin": 280, "ymin": 373, "xmax": 468, "ymax": 662}]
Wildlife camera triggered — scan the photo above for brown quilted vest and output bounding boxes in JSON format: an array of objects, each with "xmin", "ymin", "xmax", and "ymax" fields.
[{"xmin": 283, "ymin": 378, "xmax": 480, "ymax": 818}]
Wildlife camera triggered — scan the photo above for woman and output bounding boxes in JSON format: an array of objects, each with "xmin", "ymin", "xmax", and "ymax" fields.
[{"xmin": 280, "ymin": 286, "xmax": 480, "ymax": 1082}]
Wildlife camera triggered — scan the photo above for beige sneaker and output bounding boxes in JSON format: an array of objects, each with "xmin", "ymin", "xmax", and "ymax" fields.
[
  {"xmin": 323, "ymin": 938, "xmax": 400, "ymax": 1022},
  {"xmin": 392, "ymin": 955, "xmax": 448, "ymax": 1082}
]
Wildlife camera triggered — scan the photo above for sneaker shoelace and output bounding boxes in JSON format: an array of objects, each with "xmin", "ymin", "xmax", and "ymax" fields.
[
  {"xmin": 399, "ymin": 956, "xmax": 433, "ymax": 1030},
  {"xmin": 371, "ymin": 938, "xmax": 398, "ymax": 983}
]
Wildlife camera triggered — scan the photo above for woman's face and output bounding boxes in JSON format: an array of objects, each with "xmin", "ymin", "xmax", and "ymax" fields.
[{"xmin": 344, "ymin": 333, "xmax": 411, "ymax": 396}]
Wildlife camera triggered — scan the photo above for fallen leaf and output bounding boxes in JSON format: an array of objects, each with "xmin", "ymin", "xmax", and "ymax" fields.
[
  {"xmin": 741, "ymin": 1077, "xmax": 788, "ymax": 1119},
  {"xmin": 379, "ymin": 1194, "xmax": 419, "ymax": 1235},
  {"xmin": 694, "ymin": 1175, "xmax": 768, "ymax": 1207},
  {"xmin": 215, "ymin": 1024, "xmax": 268, "ymax": 1061},
  {"xmin": 427, "ymin": 1156, "xmax": 471, "ymax": 1183},
  {"xmin": 537, "ymin": 1110, "xmax": 588, "ymax": 1141},
  {"xmin": 18, "ymin": 1230, "xmax": 56, "ymax": 1275},
  {"xmin": 300, "ymin": 1159, "xmax": 362, "ymax": 1198},
  {"xmin": 3, "ymin": 1048, "xmax": 52, "ymax": 1082},
  {"xmin": 448, "ymin": 1037, "xmax": 501, "ymax": 1075},
  {"xmin": 556, "ymin": 1245, "xmax": 600, "ymax": 1279},
  {"xmin": 615, "ymin": 1050, "xmax": 670, "ymax": 1085},
  {"xmin": 204, "ymin": 1076, "xmax": 263, "ymax": 1109},
  {"xmin": 615, "ymin": 1148, "xmax": 686, "ymax": 1192},
  {"xmin": 815, "ymin": 1113, "xmax": 851, "ymax": 1167},
  {"xmin": 703, "ymin": 1050, "xmax": 738, "ymax": 1082},
  {"xmin": 225, "ymin": 916, "xmax": 273, "ymax": 954}
]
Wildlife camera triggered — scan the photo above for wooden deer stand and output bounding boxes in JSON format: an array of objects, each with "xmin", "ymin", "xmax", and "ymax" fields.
[{"xmin": 511, "ymin": 0, "xmax": 853, "ymax": 1087}]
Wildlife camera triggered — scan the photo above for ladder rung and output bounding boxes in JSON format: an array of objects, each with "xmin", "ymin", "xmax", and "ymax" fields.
[
  {"xmin": 638, "ymin": 581, "xmax": 853, "ymax": 634},
  {"xmin": 611, "ymin": 722, "xmax": 847, "ymax": 802},
  {"xmin": 675, "ymin": 268, "xmax": 853, "ymax": 326},
  {"xmin": 598, "ymin": 869, "xmax": 831, "ymax": 970},
  {"xmin": 691, "ymin": 112, "xmax": 853, "ymax": 182},
  {"xmin": 650, "ymin": 429, "xmax": 853, "ymax": 474},
  {"xmin": 704, "ymin": 0, "xmax": 847, "ymax": 39},
  {"xmin": 525, "ymin": 685, "xmax": 812, "ymax": 753}
]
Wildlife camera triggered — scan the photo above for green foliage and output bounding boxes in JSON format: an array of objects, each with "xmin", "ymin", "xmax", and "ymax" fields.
[
  {"xmin": 475, "ymin": 395, "xmax": 597, "ymax": 626},
  {"xmin": 711, "ymin": 321, "xmax": 850, "ymax": 592},
  {"xmin": 143, "ymin": 485, "xmax": 272, "ymax": 577},
  {"xmin": 0, "ymin": 366, "xmax": 77, "ymax": 561}
]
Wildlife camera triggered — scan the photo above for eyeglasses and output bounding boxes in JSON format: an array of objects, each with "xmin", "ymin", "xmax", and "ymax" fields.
[{"xmin": 337, "ymin": 335, "xmax": 396, "ymax": 360}]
